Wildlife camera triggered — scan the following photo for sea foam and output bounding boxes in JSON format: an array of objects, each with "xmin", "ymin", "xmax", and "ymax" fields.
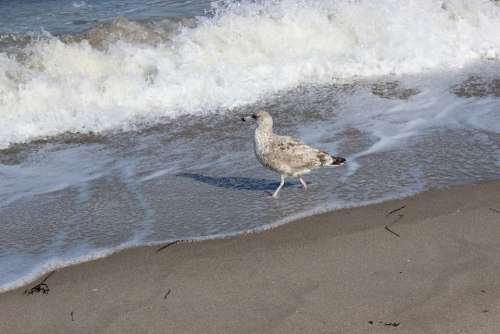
[{"xmin": 1, "ymin": 0, "xmax": 500, "ymax": 148}]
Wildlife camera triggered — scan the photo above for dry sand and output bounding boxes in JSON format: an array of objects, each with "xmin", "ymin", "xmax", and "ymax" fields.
[{"xmin": 1, "ymin": 181, "xmax": 500, "ymax": 333}]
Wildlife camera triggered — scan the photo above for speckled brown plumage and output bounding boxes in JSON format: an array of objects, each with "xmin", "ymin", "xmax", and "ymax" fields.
[{"xmin": 242, "ymin": 110, "xmax": 345, "ymax": 197}]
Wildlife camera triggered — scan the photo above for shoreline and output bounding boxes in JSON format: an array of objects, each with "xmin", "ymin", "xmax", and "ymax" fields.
[
  {"xmin": 1, "ymin": 180, "xmax": 500, "ymax": 333},
  {"xmin": 0, "ymin": 182, "xmax": 424, "ymax": 295}
]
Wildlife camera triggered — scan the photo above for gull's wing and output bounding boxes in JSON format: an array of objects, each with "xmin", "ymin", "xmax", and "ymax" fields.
[{"xmin": 269, "ymin": 135, "xmax": 333, "ymax": 170}]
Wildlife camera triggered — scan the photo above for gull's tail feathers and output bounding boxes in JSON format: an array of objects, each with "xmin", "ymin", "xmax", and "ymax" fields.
[{"xmin": 318, "ymin": 151, "xmax": 346, "ymax": 167}]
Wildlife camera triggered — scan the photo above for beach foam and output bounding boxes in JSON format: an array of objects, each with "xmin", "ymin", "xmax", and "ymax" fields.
[{"xmin": 1, "ymin": 0, "xmax": 500, "ymax": 148}]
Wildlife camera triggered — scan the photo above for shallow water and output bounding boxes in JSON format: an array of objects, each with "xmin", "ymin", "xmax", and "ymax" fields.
[{"xmin": 0, "ymin": 0, "xmax": 500, "ymax": 292}]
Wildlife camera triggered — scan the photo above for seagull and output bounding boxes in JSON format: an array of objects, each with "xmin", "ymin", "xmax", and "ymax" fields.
[{"xmin": 242, "ymin": 110, "xmax": 346, "ymax": 198}]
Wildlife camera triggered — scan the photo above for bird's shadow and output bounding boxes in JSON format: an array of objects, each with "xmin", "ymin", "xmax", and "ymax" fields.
[{"xmin": 177, "ymin": 173, "xmax": 295, "ymax": 192}]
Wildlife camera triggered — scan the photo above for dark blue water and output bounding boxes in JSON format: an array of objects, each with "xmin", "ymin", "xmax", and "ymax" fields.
[{"xmin": 0, "ymin": 0, "xmax": 212, "ymax": 33}]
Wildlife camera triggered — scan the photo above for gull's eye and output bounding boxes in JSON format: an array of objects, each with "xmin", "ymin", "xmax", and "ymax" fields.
[{"xmin": 252, "ymin": 114, "xmax": 257, "ymax": 119}]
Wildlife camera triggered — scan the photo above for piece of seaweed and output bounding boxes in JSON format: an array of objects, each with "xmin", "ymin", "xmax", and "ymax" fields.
[
  {"xmin": 385, "ymin": 205, "xmax": 406, "ymax": 217},
  {"xmin": 384, "ymin": 322, "xmax": 400, "ymax": 327},
  {"xmin": 164, "ymin": 289, "xmax": 172, "ymax": 300},
  {"xmin": 385, "ymin": 214, "xmax": 404, "ymax": 238},
  {"xmin": 24, "ymin": 271, "xmax": 55, "ymax": 295}
]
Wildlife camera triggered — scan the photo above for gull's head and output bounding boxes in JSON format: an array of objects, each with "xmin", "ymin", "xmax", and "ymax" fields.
[{"xmin": 241, "ymin": 110, "xmax": 273, "ymax": 128}]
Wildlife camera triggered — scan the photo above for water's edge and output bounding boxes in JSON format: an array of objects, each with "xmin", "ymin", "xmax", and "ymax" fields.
[{"xmin": 3, "ymin": 179, "xmax": 497, "ymax": 295}]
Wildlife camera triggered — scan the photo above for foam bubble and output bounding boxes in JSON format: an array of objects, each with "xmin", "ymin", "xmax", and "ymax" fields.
[{"xmin": 72, "ymin": 1, "xmax": 90, "ymax": 9}]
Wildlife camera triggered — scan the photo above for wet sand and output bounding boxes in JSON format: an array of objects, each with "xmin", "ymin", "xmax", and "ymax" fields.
[{"xmin": 1, "ymin": 180, "xmax": 500, "ymax": 333}]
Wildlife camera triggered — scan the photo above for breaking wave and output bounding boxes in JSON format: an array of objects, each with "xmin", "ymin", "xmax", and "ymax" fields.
[{"xmin": 1, "ymin": 0, "xmax": 500, "ymax": 148}]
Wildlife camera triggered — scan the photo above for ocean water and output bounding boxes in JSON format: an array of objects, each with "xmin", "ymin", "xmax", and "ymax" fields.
[{"xmin": 1, "ymin": 0, "xmax": 500, "ymax": 292}]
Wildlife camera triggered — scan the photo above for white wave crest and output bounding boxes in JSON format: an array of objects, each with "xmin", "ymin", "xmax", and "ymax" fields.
[{"xmin": 1, "ymin": 0, "xmax": 500, "ymax": 148}]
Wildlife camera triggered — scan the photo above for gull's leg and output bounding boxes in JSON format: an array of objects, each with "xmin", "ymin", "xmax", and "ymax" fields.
[
  {"xmin": 299, "ymin": 177, "xmax": 307, "ymax": 191},
  {"xmin": 272, "ymin": 175, "xmax": 285, "ymax": 198}
]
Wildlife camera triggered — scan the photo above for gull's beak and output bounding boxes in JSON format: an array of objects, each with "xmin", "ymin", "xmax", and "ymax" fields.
[{"xmin": 241, "ymin": 114, "xmax": 257, "ymax": 122}]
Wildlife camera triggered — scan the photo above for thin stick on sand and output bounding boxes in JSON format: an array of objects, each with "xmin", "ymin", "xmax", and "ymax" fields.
[{"xmin": 156, "ymin": 240, "xmax": 181, "ymax": 253}]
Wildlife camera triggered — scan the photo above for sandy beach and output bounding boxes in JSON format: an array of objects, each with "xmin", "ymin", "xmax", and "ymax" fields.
[
  {"xmin": 1, "ymin": 180, "xmax": 500, "ymax": 333},
  {"xmin": 2, "ymin": 1, "xmax": 500, "ymax": 333}
]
